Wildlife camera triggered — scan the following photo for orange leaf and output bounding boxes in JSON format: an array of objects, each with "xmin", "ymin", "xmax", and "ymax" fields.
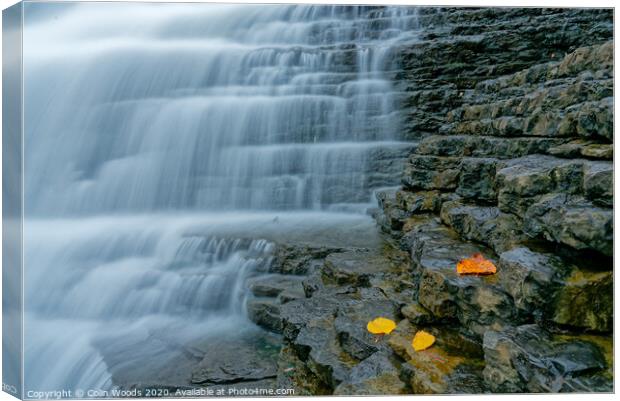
[
  {"xmin": 412, "ymin": 330, "xmax": 435, "ymax": 351},
  {"xmin": 456, "ymin": 253, "xmax": 497, "ymax": 275},
  {"xmin": 366, "ymin": 317, "xmax": 396, "ymax": 335}
]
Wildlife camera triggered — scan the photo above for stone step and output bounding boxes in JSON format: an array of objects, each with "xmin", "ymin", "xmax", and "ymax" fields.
[
  {"xmin": 442, "ymin": 97, "xmax": 612, "ymax": 141},
  {"xmin": 441, "ymin": 197, "xmax": 612, "ymax": 267},
  {"xmin": 375, "ymin": 188, "xmax": 459, "ymax": 238},
  {"xmin": 322, "ymin": 250, "xmax": 393, "ymax": 287},
  {"xmin": 408, "ymin": 205, "xmax": 613, "ymax": 332},
  {"xmin": 248, "ymin": 274, "xmax": 306, "ymax": 298},
  {"xmin": 548, "ymin": 139, "xmax": 612, "ymax": 160},
  {"xmin": 402, "ymin": 155, "xmax": 462, "ymax": 191},
  {"xmin": 417, "ymin": 7, "xmax": 611, "ymax": 29},
  {"xmin": 494, "ymin": 153, "xmax": 611, "ymax": 213},
  {"xmin": 390, "ymin": 152, "xmax": 612, "ymax": 256},
  {"xmin": 275, "ymin": 241, "xmax": 417, "ymax": 394},
  {"xmin": 404, "ymin": 214, "xmax": 612, "ymax": 335},
  {"xmin": 415, "ymin": 135, "xmax": 565, "ymax": 159},
  {"xmin": 405, "ymin": 216, "xmax": 520, "ymax": 336},
  {"xmin": 280, "ymin": 285, "xmax": 403, "ymax": 391},
  {"xmin": 523, "ymin": 194, "xmax": 612, "ymax": 257},
  {"xmin": 247, "ymin": 298, "xmax": 284, "ymax": 334},
  {"xmin": 440, "ymin": 201, "xmax": 525, "ymax": 254},
  {"xmin": 388, "ymin": 319, "xmax": 486, "ymax": 394},
  {"xmin": 447, "ymin": 78, "xmax": 611, "ymax": 122},
  {"xmin": 474, "ymin": 41, "xmax": 612, "ymax": 93},
  {"xmin": 453, "ymin": 154, "xmax": 611, "ymax": 210}
]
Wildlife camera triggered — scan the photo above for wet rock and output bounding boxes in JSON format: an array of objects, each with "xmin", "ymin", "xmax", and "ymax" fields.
[
  {"xmin": 457, "ymin": 158, "xmax": 504, "ymax": 202},
  {"xmin": 450, "ymin": 116, "xmax": 526, "ymax": 137},
  {"xmin": 580, "ymin": 143, "xmax": 613, "ymax": 159},
  {"xmin": 498, "ymin": 247, "xmax": 567, "ymax": 315},
  {"xmin": 372, "ymin": 17, "xmax": 615, "ymax": 396},
  {"xmin": 333, "ymin": 352, "xmax": 407, "ymax": 395},
  {"xmin": 498, "ymin": 246, "xmax": 612, "ymax": 332},
  {"xmin": 248, "ymin": 275, "xmax": 305, "ymax": 298},
  {"xmin": 409, "ymin": 221, "xmax": 518, "ymax": 335},
  {"xmin": 301, "ymin": 271, "xmax": 324, "ymax": 298},
  {"xmin": 294, "ymin": 314, "xmax": 354, "ymax": 388},
  {"xmin": 271, "ymin": 244, "xmax": 342, "ymax": 275},
  {"xmin": 402, "ymin": 155, "xmax": 461, "ymax": 190},
  {"xmin": 583, "ymin": 161, "xmax": 613, "ymax": 207},
  {"xmin": 375, "ymin": 189, "xmax": 408, "ymax": 232},
  {"xmin": 388, "ymin": 320, "xmax": 485, "ymax": 394},
  {"xmin": 570, "ymin": 97, "xmax": 613, "ymax": 141},
  {"xmin": 552, "ymin": 269, "xmax": 613, "ymax": 332},
  {"xmin": 556, "ymin": 41, "xmax": 612, "ymax": 78},
  {"xmin": 277, "ymin": 290, "xmax": 305, "ymax": 304},
  {"xmin": 440, "ymin": 201, "xmax": 525, "ymax": 253},
  {"xmin": 280, "ymin": 294, "xmax": 339, "ymax": 342},
  {"xmin": 482, "ymin": 325, "xmax": 611, "ymax": 392},
  {"xmin": 191, "ymin": 335, "xmax": 280, "ymax": 385},
  {"xmin": 247, "ymin": 298, "xmax": 282, "ymax": 333},
  {"xmin": 523, "ymin": 194, "xmax": 612, "ymax": 256},
  {"xmin": 416, "ymin": 135, "xmax": 564, "ymax": 159},
  {"xmin": 548, "ymin": 140, "xmax": 613, "ymax": 160},
  {"xmin": 375, "ymin": 188, "xmax": 398, "ymax": 210},
  {"xmin": 496, "ymin": 156, "xmax": 576, "ymax": 197},
  {"xmin": 401, "ymin": 302, "xmax": 435, "ymax": 325},
  {"xmin": 322, "ymin": 250, "xmax": 391, "ymax": 287},
  {"xmin": 334, "ymin": 288, "xmax": 398, "ymax": 360},
  {"xmin": 276, "ymin": 345, "xmax": 331, "ymax": 396},
  {"xmin": 396, "ymin": 189, "xmax": 443, "ymax": 214},
  {"xmin": 495, "ymin": 155, "xmax": 586, "ymax": 216}
]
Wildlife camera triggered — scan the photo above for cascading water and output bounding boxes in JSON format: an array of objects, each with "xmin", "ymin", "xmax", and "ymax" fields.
[{"xmin": 22, "ymin": 2, "xmax": 420, "ymax": 392}]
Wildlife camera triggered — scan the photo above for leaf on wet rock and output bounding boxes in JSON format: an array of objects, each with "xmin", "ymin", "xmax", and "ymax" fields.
[
  {"xmin": 412, "ymin": 330, "xmax": 435, "ymax": 352},
  {"xmin": 367, "ymin": 317, "xmax": 397, "ymax": 335},
  {"xmin": 456, "ymin": 253, "xmax": 497, "ymax": 275}
]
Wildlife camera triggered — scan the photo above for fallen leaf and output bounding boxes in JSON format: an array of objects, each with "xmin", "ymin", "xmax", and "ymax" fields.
[
  {"xmin": 456, "ymin": 253, "xmax": 497, "ymax": 275},
  {"xmin": 367, "ymin": 317, "xmax": 396, "ymax": 335},
  {"xmin": 412, "ymin": 330, "xmax": 435, "ymax": 351}
]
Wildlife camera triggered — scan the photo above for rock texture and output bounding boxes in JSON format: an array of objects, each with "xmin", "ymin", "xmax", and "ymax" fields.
[
  {"xmin": 241, "ymin": 7, "xmax": 613, "ymax": 396},
  {"xmin": 372, "ymin": 6, "xmax": 612, "ymax": 394}
]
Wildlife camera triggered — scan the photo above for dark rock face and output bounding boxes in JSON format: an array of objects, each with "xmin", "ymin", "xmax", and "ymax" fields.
[
  {"xmin": 247, "ymin": 298, "xmax": 284, "ymax": 333},
  {"xmin": 482, "ymin": 325, "xmax": 611, "ymax": 393},
  {"xmin": 523, "ymin": 194, "xmax": 613, "ymax": 256},
  {"xmin": 372, "ymin": 5, "xmax": 612, "ymax": 396}
]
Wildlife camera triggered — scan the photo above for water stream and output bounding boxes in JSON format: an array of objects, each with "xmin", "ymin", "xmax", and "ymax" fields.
[{"xmin": 22, "ymin": 3, "xmax": 419, "ymax": 392}]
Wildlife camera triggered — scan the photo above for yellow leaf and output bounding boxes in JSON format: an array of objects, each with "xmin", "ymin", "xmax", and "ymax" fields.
[
  {"xmin": 456, "ymin": 253, "xmax": 497, "ymax": 275},
  {"xmin": 412, "ymin": 330, "xmax": 435, "ymax": 351},
  {"xmin": 366, "ymin": 317, "xmax": 396, "ymax": 335}
]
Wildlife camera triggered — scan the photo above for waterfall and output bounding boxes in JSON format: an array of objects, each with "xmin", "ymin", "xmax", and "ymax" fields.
[{"xmin": 21, "ymin": 2, "xmax": 420, "ymax": 392}]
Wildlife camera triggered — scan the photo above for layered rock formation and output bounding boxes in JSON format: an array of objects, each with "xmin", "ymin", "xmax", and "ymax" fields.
[
  {"xmin": 241, "ymin": 7, "xmax": 613, "ymax": 395},
  {"xmin": 373, "ymin": 6, "xmax": 613, "ymax": 394}
]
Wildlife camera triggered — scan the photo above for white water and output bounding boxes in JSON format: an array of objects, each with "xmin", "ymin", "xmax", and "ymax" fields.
[{"xmin": 22, "ymin": 3, "xmax": 419, "ymax": 393}]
